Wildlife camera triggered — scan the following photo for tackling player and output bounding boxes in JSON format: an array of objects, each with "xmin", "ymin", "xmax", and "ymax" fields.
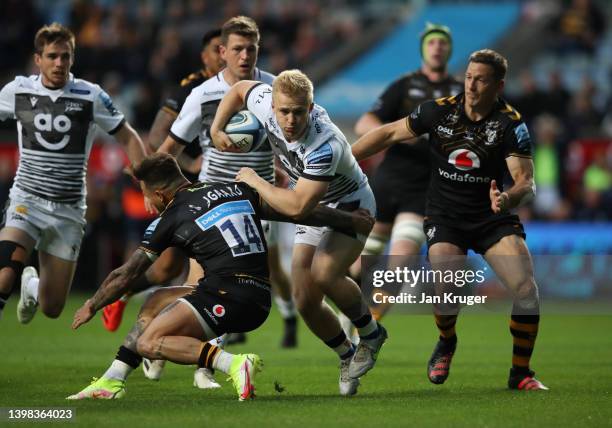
[
  {"xmin": 352, "ymin": 49, "xmax": 547, "ymax": 391},
  {"xmin": 210, "ymin": 70, "xmax": 388, "ymax": 396},
  {"xmin": 0, "ymin": 23, "xmax": 146, "ymax": 323},
  {"xmin": 67, "ymin": 153, "xmax": 374, "ymax": 401},
  {"xmin": 157, "ymin": 16, "xmax": 299, "ymax": 350}
]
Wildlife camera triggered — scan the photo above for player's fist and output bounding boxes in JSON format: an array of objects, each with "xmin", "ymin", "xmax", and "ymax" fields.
[
  {"xmin": 489, "ymin": 180, "xmax": 509, "ymax": 213},
  {"xmin": 72, "ymin": 299, "xmax": 96, "ymax": 330}
]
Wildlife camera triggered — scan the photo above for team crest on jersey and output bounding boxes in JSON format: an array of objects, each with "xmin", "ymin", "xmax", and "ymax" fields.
[
  {"xmin": 426, "ymin": 226, "xmax": 436, "ymax": 241},
  {"xmin": 448, "ymin": 149, "xmax": 480, "ymax": 171},
  {"xmin": 484, "ymin": 121, "xmax": 500, "ymax": 145}
]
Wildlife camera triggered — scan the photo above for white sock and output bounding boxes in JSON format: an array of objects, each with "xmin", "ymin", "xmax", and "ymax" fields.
[
  {"xmin": 212, "ymin": 350, "xmax": 234, "ymax": 374},
  {"xmin": 26, "ymin": 277, "xmax": 39, "ymax": 302},
  {"xmin": 274, "ymin": 295, "xmax": 297, "ymax": 319},
  {"xmin": 209, "ymin": 336, "xmax": 224, "ymax": 349},
  {"xmin": 103, "ymin": 359, "xmax": 133, "ymax": 381}
]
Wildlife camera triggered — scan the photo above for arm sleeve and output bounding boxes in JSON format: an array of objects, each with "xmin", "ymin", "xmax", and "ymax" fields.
[
  {"xmin": 0, "ymin": 79, "xmax": 18, "ymax": 121},
  {"xmin": 92, "ymin": 86, "xmax": 126, "ymax": 134},
  {"xmin": 169, "ymin": 88, "xmax": 202, "ymax": 145},
  {"xmin": 406, "ymin": 100, "xmax": 438, "ymax": 136},
  {"xmin": 245, "ymin": 83, "xmax": 273, "ymax": 125},
  {"xmin": 301, "ymin": 140, "xmax": 341, "ymax": 181},
  {"xmin": 368, "ymin": 79, "xmax": 404, "ymax": 123},
  {"xmin": 138, "ymin": 216, "xmax": 173, "ymax": 260},
  {"xmin": 503, "ymin": 121, "xmax": 533, "ymax": 158}
]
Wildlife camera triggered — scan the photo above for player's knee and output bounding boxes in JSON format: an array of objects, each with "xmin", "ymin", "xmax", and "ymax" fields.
[
  {"xmin": 0, "ymin": 241, "xmax": 27, "ymax": 292},
  {"xmin": 39, "ymin": 300, "xmax": 64, "ymax": 318},
  {"xmin": 516, "ymin": 277, "xmax": 538, "ymax": 301},
  {"xmin": 310, "ymin": 270, "xmax": 340, "ymax": 293},
  {"xmin": 292, "ymin": 288, "xmax": 319, "ymax": 315}
]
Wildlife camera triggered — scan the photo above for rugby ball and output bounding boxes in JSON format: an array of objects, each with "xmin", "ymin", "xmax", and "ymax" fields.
[{"xmin": 224, "ymin": 110, "xmax": 266, "ymax": 152}]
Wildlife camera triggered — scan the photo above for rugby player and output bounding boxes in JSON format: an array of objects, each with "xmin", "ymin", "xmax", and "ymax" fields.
[
  {"xmin": 210, "ymin": 70, "xmax": 388, "ymax": 396},
  {"xmin": 67, "ymin": 153, "xmax": 374, "ymax": 401},
  {"xmin": 100, "ymin": 28, "xmax": 225, "ymax": 389},
  {"xmin": 0, "ymin": 23, "xmax": 146, "ymax": 323},
  {"xmin": 157, "ymin": 16, "xmax": 299, "ymax": 350},
  {"xmin": 346, "ymin": 24, "xmax": 462, "ymax": 330},
  {"xmin": 352, "ymin": 49, "xmax": 547, "ymax": 391}
]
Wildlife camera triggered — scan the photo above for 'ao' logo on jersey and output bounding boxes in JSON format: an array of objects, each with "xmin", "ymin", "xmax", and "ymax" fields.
[
  {"xmin": 448, "ymin": 149, "xmax": 480, "ymax": 171},
  {"xmin": 33, "ymin": 113, "xmax": 72, "ymax": 150}
]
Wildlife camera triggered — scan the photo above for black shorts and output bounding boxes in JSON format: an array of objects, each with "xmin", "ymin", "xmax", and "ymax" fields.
[
  {"xmin": 371, "ymin": 171, "xmax": 428, "ymax": 222},
  {"xmin": 181, "ymin": 274, "xmax": 271, "ymax": 336},
  {"xmin": 423, "ymin": 214, "xmax": 526, "ymax": 255}
]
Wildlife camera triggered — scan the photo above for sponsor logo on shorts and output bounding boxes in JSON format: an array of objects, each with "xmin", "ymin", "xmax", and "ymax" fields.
[
  {"xmin": 295, "ymin": 226, "xmax": 307, "ymax": 235},
  {"xmin": 448, "ymin": 149, "xmax": 480, "ymax": 171},
  {"xmin": 15, "ymin": 205, "xmax": 28, "ymax": 215},
  {"xmin": 212, "ymin": 304, "xmax": 225, "ymax": 317}
]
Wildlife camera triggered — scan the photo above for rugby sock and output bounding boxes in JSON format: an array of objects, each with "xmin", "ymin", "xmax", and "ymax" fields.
[
  {"xmin": 211, "ymin": 349, "xmax": 234, "ymax": 374},
  {"xmin": 104, "ymin": 346, "xmax": 142, "ymax": 380},
  {"xmin": 344, "ymin": 300, "xmax": 380, "ymax": 340},
  {"xmin": 435, "ymin": 314, "xmax": 458, "ymax": 343},
  {"xmin": 324, "ymin": 331, "xmax": 355, "ymax": 360},
  {"xmin": 25, "ymin": 277, "xmax": 39, "ymax": 302},
  {"xmin": 510, "ymin": 314, "xmax": 539, "ymax": 373},
  {"xmin": 274, "ymin": 295, "xmax": 297, "ymax": 319},
  {"xmin": 198, "ymin": 342, "xmax": 222, "ymax": 370},
  {"xmin": 0, "ymin": 291, "xmax": 10, "ymax": 319}
]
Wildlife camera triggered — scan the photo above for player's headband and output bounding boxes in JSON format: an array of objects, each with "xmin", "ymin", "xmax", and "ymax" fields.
[{"xmin": 420, "ymin": 23, "xmax": 452, "ymax": 62}]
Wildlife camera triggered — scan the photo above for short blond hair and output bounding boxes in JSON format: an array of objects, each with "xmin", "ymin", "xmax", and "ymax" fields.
[{"xmin": 272, "ymin": 70, "xmax": 314, "ymax": 105}]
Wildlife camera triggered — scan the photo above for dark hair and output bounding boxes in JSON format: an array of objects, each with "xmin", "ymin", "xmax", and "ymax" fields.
[
  {"xmin": 468, "ymin": 49, "xmax": 508, "ymax": 81},
  {"xmin": 202, "ymin": 28, "xmax": 222, "ymax": 49},
  {"xmin": 34, "ymin": 23, "xmax": 75, "ymax": 54},
  {"xmin": 132, "ymin": 153, "xmax": 184, "ymax": 190},
  {"xmin": 221, "ymin": 16, "xmax": 260, "ymax": 45}
]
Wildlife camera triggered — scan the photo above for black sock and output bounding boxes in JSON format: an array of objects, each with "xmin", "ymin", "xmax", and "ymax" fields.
[
  {"xmin": 0, "ymin": 291, "xmax": 10, "ymax": 312},
  {"xmin": 116, "ymin": 345, "xmax": 142, "ymax": 369}
]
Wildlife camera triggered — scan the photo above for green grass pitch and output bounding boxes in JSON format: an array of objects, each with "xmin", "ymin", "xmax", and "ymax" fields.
[{"xmin": 1, "ymin": 295, "xmax": 611, "ymax": 427}]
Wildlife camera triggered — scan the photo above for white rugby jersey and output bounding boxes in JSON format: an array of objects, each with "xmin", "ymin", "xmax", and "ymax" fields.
[
  {"xmin": 245, "ymin": 83, "xmax": 368, "ymax": 204},
  {"xmin": 0, "ymin": 74, "xmax": 125, "ymax": 204},
  {"xmin": 169, "ymin": 68, "xmax": 275, "ymax": 184}
]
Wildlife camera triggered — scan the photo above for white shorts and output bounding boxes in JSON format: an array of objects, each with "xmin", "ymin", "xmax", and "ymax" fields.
[
  {"xmin": 3, "ymin": 187, "xmax": 86, "ymax": 261},
  {"xmin": 260, "ymin": 219, "xmax": 279, "ymax": 247},
  {"xmin": 294, "ymin": 184, "xmax": 376, "ymax": 247}
]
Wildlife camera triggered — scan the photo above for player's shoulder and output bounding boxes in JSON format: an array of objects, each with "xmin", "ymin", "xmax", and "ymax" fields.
[
  {"xmin": 254, "ymin": 68, "xmax": 275, "ymax": 84},
  {"xmin": 180, "ymin": 70, "xmax": 206, "ymax": 88},
  {"xmin": 4, "ymin": 75, "xmax": 39, "ymax": 93},
  {"xmin": 495, "ymin": 97, "xmax": 523, "ymax": 123},
  {"xmin": 68, "ymin": 76, "xmax": 104, "ymax": 99},
  {"xmin": 189, "ymin": 72, "xmax": 227, "ymax": 102}
]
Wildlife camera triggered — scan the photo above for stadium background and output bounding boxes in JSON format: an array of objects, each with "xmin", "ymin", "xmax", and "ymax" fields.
[
  {"xmin": 1, "ymin": 0, "xmax": 610, "ymax": 297},
  {"xmin": 0, "ymin": 1, "xmax": 611, "ymax": 426}
]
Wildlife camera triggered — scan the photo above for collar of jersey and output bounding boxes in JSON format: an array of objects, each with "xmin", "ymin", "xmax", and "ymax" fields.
[
  {"xmin": 35, "ymin": 73, "xmax": 75, "ymax": 100},
  {"xmin": 457, "ymin": 92, "xmax": 501, "ymax": 125}
]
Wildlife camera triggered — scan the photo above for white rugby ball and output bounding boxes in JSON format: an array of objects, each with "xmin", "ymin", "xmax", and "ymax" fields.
[{"xmin": 224, "ymin": 110, "xmax": 265, "ymax": 153}]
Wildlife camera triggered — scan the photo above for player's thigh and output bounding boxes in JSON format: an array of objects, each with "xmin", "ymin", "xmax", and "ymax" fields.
[
  {"xmin": 312, "ymin": 231, "xmax": 364, "ymax": 285},
  {"xmin": 140, "ymin": 285, "xmax": 194, "ymax": 319},
  {"xmin": 484, "ymin": 234, "xmax": 535, "ymax": 293},
  {"xmin": 142, "ymin": 300, "xmax": 206, "ymax": 342},
  {"xmin": 185, "ymin": 258, "xmax": 204, "ymax": 286},
  {"xmin": 389, "ymin": 212, "xmax": 425, "ymax": 256},
  {"xmin": 37, "ymin": 251, "xmax": 77, "ymax": 306}
]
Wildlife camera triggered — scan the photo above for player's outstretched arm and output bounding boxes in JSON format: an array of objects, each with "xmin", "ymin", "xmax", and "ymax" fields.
[
  {"xmin": 210, "ymin": 80, "xmax": 259, "ymax": 152},
  {"xmin": 113, "ymin": 121, "xmax": 148, "ymax": 166},
  {"xmin": 351, "ymin": 117, "xmax": 417, "ymax": 161},
  {"xmin": 354, "ymin": 112, "xmax": 383, "ymax": 137},
  {"xmin": 72, "ymin": 249, "xmax": 153, "ymax": 329},
  {"xmin": 260, "ymin": 200, "xmax": 374, "ymax": 237},
  {"xmin": 490, "ymin": 156, "xmax": 536, "ymax": 214}
]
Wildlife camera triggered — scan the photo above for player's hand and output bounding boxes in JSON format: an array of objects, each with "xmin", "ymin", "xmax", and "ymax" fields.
[
  {"xmin": 210, "ymin": 129, "xmax": 241, "ymax": 153},
  {"xmin": 72, "ymin": 300, "xmax": 96, "ymax": 330},
  {"xmin": 144, "ymin": 196, "xmax": 158, "ymax": 215},
  {"xmin": 236, "ymin": 167, "xmax": 261, "ymax": 187},
  {"xmin": 490, "ymin": 180, "xmax": 509, "ymax": 214},
  {"xmin": 351, "ymin": 208, "xmax": 375, "ymax": 235}
]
